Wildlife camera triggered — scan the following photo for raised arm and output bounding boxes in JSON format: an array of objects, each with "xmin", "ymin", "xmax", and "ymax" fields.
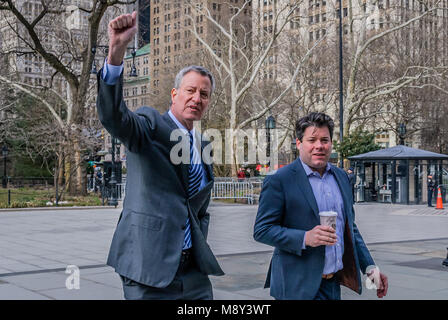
[{"xmin": 96, "ymin": 12, "xmax": 156, "ymax": 153}]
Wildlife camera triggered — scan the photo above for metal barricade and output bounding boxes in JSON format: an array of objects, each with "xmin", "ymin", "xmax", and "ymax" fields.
[
  {"xmin": 98, "ymin": 175, "xmax": 263, "ymax": 205},
  {"xmin": 211, "ymin": 180, "xmax": 255, "ymax": 204},
  {"xmin": 116, "ymin": 183, "xmax": 126, "ymax": 200},
  {"xmin": 248, "ymin": 178, "xmax": 264, "ymax": 191}
]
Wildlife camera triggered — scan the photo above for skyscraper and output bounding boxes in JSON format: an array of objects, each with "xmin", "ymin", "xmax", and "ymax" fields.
[{"xmin": 149, "ymin": 0, "xmax": 252, "ymax": 110}]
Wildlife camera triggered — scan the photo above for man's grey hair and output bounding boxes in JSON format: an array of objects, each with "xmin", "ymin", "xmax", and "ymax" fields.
[{"xmin": 174, "ymin": 65, "xmax": 215, "ymax": 96}]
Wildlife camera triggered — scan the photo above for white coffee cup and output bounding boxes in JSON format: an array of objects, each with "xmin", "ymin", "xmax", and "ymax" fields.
[{"xmin": 319, "ymin": 211, "xmax": 337, "ymax": 230}]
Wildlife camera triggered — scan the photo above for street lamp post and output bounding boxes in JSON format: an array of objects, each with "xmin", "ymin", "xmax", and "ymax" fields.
[
  {"xmin": 90, "ymin": 46, "xmax": 98, "ymax": 74},
  {"xmin": 90, "ymin": 45, "xmax": 137, "ymax": 76},
  {"xmin": 291, "ymin": 140, "xmax": 297, "ymax": 162},
  {"xmin": 398, "ymin": 123, "xmax": 406, "ymax": 145},
  {"xmin": 115, "ymin": 139, "xmax": 122, "ymax": 199},
  {"xmin": 265, "ymin": 116, "xmax": 276, "ymax": 165},
  {"xmin": 108, "ymin": 137, "xmax": 118, "ymax": 208},
  {"xmin": 2, "ymin": 145, "xmax": 8, "ymax": 188},
  {"xmin": 129, "ymin": 48, "xmax": 138, "ymax": 77},
  {"xmin": 338, "ymin": 0, "xmax": 344, "ymax": 169}
]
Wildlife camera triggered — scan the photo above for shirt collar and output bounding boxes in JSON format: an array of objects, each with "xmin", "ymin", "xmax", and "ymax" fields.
[
  {"xmin": 168, "ymin": 110, "xmax": 195, "ymax": 137},
  {"xmin": 300, "ymin": 158, "xmax": 332, "ymax": 177}
]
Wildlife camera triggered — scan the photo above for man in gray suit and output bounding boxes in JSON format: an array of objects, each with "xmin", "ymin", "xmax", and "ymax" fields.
[{"xmin": 96, "ymin": 12, "xmax": 224, "ymax": 300}]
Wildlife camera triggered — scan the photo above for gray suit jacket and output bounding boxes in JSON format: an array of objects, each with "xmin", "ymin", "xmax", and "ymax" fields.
[{"xmin": 96, "ymin": 71, "xmax": 224, "ymax": 288}]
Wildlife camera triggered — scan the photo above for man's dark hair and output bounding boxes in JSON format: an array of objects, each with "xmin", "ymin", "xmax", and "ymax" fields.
[{"xmin": 295, "ymin": 112, "xmax": 335, "ymax": 141}]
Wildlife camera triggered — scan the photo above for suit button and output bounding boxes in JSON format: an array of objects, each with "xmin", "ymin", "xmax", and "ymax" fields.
[{"xmin": 181, "ymin": 225, "xmax": 186, "ymax": 230}]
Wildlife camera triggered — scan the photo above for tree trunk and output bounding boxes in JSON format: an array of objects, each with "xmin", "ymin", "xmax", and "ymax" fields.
[
  {"xmin": 64, "ymin": 157, "xmax": 73, "ymax": 194},
  {"xmin": 74, "ymin": 138, "xmax": 87, "ymax": 196}
]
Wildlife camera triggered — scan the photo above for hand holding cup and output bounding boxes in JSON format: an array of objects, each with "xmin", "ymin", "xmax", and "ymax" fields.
[{"xmin": 304, "ymin": 211, "xmax": 338, "ymax": 247}]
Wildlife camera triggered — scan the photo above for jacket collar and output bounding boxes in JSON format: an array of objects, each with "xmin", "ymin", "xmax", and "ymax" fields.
[
  {"xmin": 293, "ymin": 159, "xmax": 319, "ymax": 219},
  {"xmin": 163, "ymin": 111, "xmax": 214, "ymax": 190},
  {"xmin": 292, "ymin": 159, "xmax": 351, "ymax": 222}
]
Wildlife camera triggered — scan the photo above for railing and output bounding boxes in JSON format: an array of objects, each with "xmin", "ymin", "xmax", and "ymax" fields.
[
  {"xmin": 211, "ymin": 178, "xmax": 265, "ymax": 205},
  {"xmin": 211, "ymin": 181, "xmax": 254, "ymax": 204},
  {"xmin": 99, "ymin": 183, "xmax": 126, "ymax": 205},
  {"xmin": 90, "ymin": 175, "xmax": 263, "ymax": 205},
  {"xmin": 117, "ymin": 183, "xmax": 125, "ymax": 200},
  {"xmin": 7, "ymin": 177, "xmax": 54, "ymax": 188},
  {"xmin": 88, "ymin": 174, "xmax": 126, "ymax": 205}
]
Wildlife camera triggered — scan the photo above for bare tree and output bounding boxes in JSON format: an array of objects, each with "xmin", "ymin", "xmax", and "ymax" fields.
[
  {"xmin": 0, "ymin": 0, "xmax": 136, "ymax": 195},
  {"xmin": 186, "ymin": 0, "xmax": 328, "ymax": 174},
  {"xmin": 342, "ymin": 0, "xmax": 448, "ymax": 136}
]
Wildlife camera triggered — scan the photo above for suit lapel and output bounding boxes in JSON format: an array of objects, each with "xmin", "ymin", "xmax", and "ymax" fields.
[
  {"xmin": 163, "ymin": 112, "xmax": 214, "ymax": 192},
  {"xmin": 163, "ymin": 112, "xmax": 190, "ymax": 193},
  {"xmin": 294, "ymin": 160, "xmax": 319, "ymax": 219},
  {"xmin": 200, "ymin": 137, "xmax": 214, "ymax": 182},
  {"xmin": 331, "ymin": 165, "xmax": 352, "ymax": 223}
]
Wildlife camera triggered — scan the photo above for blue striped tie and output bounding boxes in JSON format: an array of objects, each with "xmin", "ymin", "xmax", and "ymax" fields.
[{"xmin": 183, "ymin": 131, "xmax": 203, "ymax": 249}]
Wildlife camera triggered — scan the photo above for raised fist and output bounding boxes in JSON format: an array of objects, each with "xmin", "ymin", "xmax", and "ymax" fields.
[{"xmin": 107, "ymin": 11, "xmax": 137, "ymax": 65}]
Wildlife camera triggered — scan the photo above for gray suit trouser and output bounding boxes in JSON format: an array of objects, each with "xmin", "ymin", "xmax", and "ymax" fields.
[{"xmin": 119, "ymin": 250, "xmax": 213, "ymax": 300}]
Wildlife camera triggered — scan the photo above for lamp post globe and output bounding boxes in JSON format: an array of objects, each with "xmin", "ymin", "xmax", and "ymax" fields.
[
  {"xmin": 399, "ymin": 123, "xmax": 406, "ymax": 145},
  {"xmin": 265, "ymin": 116, "xmax": 276, "ymax": 163},
  {"xmin": 265, "ymin": 115, "xmax": 276, "ymax": 130}
]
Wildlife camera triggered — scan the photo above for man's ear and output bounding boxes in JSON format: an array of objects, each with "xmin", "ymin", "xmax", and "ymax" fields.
[
  {"xmin": 295, "ymin": 138, "xmax": 301, "ymax": 149},
  {"xmin": 170, "ymin": 88, "xmax": 177, "ymax": 101}
]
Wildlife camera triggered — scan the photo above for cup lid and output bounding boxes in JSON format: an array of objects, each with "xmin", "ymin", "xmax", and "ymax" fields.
[{"xmin": 319, "ymin": 211, "xmax": 337, "ymax": 217}]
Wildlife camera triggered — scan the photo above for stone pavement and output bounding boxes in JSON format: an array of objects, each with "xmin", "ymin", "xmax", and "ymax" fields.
[{"xmin": 0, "ymin": 202, "xmax": 447, "ymax": 299}]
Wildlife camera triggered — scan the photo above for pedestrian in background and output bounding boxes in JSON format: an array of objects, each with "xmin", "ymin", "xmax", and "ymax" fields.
[
  {"xmin": 427, "ymin": 175, "xmax": 435, "ymax": 207},
  {"xmin": 346, "ymin": 167, "xmax": 355, "ymax": 201}
]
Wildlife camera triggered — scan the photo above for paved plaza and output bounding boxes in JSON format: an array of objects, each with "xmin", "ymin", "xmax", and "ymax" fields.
[{"xmin": 0, "ymin": 202, "xmax": 447, "ymax": 299}]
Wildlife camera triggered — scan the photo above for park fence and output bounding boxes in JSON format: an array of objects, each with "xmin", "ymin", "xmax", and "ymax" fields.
[
  {"xmin": 0, "ymin": 188, "xmax": 53, "ymax": 208},
  {"xmin": 8, "ymin": 177, "xmax": 54, "ymax": 188}
]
